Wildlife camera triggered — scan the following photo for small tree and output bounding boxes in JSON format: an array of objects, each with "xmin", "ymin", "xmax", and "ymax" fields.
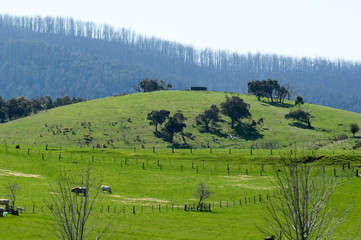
[
  {"xmin": 196, "ymin": 105, "xmax": 220, "ymax": 132},
  {"xmin": 45, "ymin": 165, "xmax": 113, "ymax": 240},
  {"xmin": 147, "ymin": 110, "xmax": 170, "ymax": 132},
  {"xmin": 220, "ymin": 96, "xmax": 251, "ymax": 128},
  {"xmin": 260, "ymin": 157, "xmax": 347, "ymax": 240},
  {"xmin": 162, "ymin": 112, "xmax": 187, "ymax": 143},
  {"xmin": 194, "ymin": 183, "xmax": 213, "ymax": 211},
  {"xmin": 350, "ymin": 123, "xmax": 360, "ymax": 137},
  {"xmin": 5, "ymin": 183, "xmax": 20, "ymax": 209},
  {"xmin": 285, "ymin": 109, "xmax": 312, "ymax": 127},
  {"xmin": 295, "ymin": 95, "xmax": 304, "ymax": 109}
]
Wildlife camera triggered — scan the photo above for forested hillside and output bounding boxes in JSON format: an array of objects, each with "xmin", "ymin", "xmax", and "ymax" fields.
[{"xmin": 0, "ymin": 14, "xmax": 361, "ymax": 112}]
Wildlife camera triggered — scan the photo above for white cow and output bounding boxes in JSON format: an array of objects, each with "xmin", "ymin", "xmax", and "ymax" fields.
[{"xmin": 101, "ymin": 185, "xmax": 112, "ymax": 194}]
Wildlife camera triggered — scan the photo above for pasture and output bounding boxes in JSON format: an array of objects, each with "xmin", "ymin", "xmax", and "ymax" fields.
[
  {"xmin": 1, "ymin": 91, "xmax": 361, "ymax": 150},
  {"xmin": 0, "ymin": 144, "xmax": 360, "ymax": 239}
]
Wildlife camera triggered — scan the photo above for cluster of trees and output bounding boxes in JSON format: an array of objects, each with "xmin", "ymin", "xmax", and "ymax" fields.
[
  {"xmin": 248, "ymin": 79, "xmax": 289, "ymax": 103},
  {"xmin": 147, "ymin": 110, "xmax": 187, "ymax": 143},
  {"xmin": 1, "ymin": 14, "xmax": 361, "ymax": 113},
  {"xmin": 147, "ymin": 96, "xmax": 254, "ymax": 143},
  {"xmin": 134, "ymin": 78, "xmax": 172, "ymax": 92},
  {"xmin": 0, "ymin": 95, "xmax": 85, "ymax": 122}
]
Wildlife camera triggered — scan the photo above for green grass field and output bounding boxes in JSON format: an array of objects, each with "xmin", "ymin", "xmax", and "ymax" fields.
[
  {"xmin": 1, "ymin": 91, "xmax": 361, "ymax": 150},
  {"xmin": 0, "ymin": 144, "xmax": 360, "ymax": 239},
  {"xmin": 0, "ymin": 91, "xmax": 361, "ymax": 239}
]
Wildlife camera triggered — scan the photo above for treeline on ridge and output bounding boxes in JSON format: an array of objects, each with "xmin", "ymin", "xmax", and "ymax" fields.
[
  {"xmin": 0, "ymin": 95, "xmax": 85, "ymax": 122},
  {"xmin": 0, "ymin": 14, "xmax": 361, "ymax": 113}
]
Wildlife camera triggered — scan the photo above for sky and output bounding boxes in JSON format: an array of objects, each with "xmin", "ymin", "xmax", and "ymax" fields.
[{"xmin": 1, "ymin": 0, "xmax": 361, "ymax": 61}]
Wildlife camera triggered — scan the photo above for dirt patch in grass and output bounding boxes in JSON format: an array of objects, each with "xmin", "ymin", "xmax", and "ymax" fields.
[
  {"xmin": 231, "ymin": 183, "xmax": 273, "ymax": 190},
  {"xmin": 224, "ymin": 175, "xmax": 274, "ymax": 190},
  {"xmin": 223, "ymin": 175, "xmax": 253, "ymax": 181},
  {"xmin": 0, "ymin": 169, "xmax": 45, "ymax": 179},
  {"xmin": 110, "ymin": 195, "xmax": 169, "ymax": 204}
]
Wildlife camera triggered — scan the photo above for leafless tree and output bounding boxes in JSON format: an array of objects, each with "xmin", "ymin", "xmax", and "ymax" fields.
[
  {"xmin": 5, "ymin": 183, "xmax": 20, "ymax": 209},
  {"xmin": 194, "ymin": 183, "xmax": 213, "ymax": 211},
  {"xmin": 45, "ymin": 165, "xmax": 114, "ymax": 240},
  {"xmin": 260, "ymin": 156, "xmax": 348, "ymax": 240},
  {"xmin": 285, "ymin": 82, "xmax": 296, "ymax": 100}
]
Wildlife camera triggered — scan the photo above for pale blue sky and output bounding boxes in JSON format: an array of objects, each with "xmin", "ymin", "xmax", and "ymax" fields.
[{"xmin": 1, "ymin": 0, "xmax": 360, "ymax": 61}]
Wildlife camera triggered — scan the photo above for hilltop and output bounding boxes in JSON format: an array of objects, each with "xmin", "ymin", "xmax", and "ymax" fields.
[{"xmin": 0, "ymin": 91, "xmax": 360, "ymax": 150}]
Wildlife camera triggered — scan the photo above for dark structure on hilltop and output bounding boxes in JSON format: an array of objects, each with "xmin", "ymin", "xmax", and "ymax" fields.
[{"xmin": 190, "ymin": 87, "xmax": 207, "ymax": 91}]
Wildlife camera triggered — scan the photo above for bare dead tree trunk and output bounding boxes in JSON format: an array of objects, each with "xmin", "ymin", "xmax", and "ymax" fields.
[
  {"xmin": 6, "ymin": 183, "xmax": 20, "ymax": 209},
  {"xmin": 45, "ymin": 165, "xmax": 114, "ymax": 240},
  {"xmin": 259, "ymin": 156, "xmax": 348, "ymax": 240}
]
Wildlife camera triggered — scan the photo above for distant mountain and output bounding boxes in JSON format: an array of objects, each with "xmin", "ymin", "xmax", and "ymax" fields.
[{"xmin": 0, "ymin": 14, "xmax": 360, "ymax": 112}]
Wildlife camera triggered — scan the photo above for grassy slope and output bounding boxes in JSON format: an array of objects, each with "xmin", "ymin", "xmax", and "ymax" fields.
[{"xmin": 1, "ymin": 91, "xmax": 361, "ymax": 149}]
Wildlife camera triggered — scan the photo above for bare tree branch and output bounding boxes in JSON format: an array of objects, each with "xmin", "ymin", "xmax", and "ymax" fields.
[
  {"xmin": 45, "ymin": 165, "xmax": 115, "ymax": 240},
  {"xmin": 259, "ymin": 156, "xmax": 349, "ymax": 240}
]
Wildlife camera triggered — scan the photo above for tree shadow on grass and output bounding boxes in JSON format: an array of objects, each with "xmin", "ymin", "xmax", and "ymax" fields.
[
  {"xmin": 199, "ymin": 128, "xmax": 227, "ymax": 139},
  {"xmin": 235, "ymin": 123, "xmax": 263, "ymax": 141},
  {"xmin": 153, "ymin": 131, "xmax": 170, "ymax": 142},
  {"xmin": 288, "ymin": 122, "xmax": 315, "ymax": 130},
  {"xmin": 261, "ymin": 100, "xmax": 294, "ymax": 108}
]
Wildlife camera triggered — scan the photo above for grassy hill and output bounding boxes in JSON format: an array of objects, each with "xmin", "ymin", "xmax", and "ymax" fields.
[
  {"xmin": 0, "ymin": 91, "xmax": 361, "ymax": 239},
  {"xmin": 1, "ymin": 91, "xmax": 361, "ymax": 150}
]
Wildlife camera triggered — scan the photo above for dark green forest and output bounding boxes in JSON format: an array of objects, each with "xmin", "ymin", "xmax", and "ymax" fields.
[{"xmin": 0, "ymin": 14, "xmax": 360, "ymax": 112}]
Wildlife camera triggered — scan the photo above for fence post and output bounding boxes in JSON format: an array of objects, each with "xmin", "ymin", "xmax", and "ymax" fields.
[{"xmin": 133, "ymin": 206, "xmax": 135, "ymax": 214}]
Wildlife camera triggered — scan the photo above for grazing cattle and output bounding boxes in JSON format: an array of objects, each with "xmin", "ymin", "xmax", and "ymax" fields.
[
  {"xmin": 0, "ymin": 199, "xmax": 10, "ymax": 206},
  {"xmin": 101, "ymin": 185, "xmax": 112, "ymax": 194},
  {"xmin": 71, "ymin": 187, "xmax": 87, "ymax": 196}
]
